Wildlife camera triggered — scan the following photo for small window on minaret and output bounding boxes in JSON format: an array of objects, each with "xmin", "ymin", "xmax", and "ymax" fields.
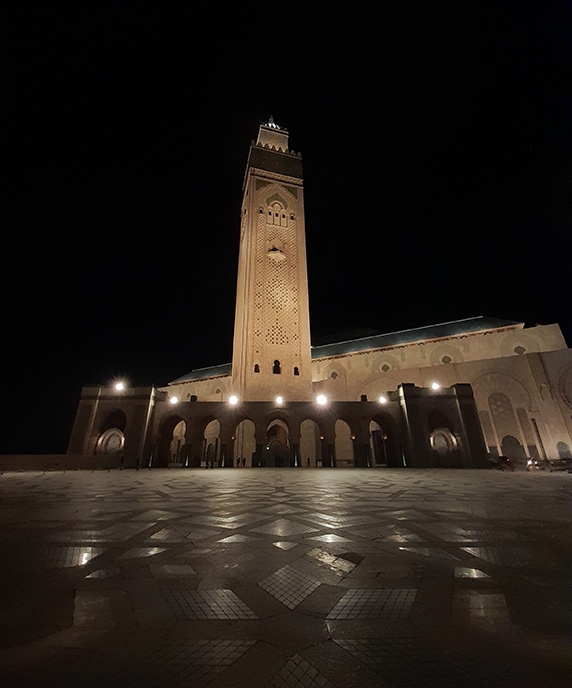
[
  {"xmin": 254, "ymin": 364, "xmax": 260, "ymax": 373},
  {"xmin": 293, "ymin": 367, "xmax": 299, "ymax": 376},
  {"xmin": 273, "ymin": 360, "xmax": 281, "ymax": 374}
]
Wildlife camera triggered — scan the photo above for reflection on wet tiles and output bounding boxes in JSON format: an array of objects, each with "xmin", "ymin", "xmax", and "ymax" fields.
[
  {"xmin": 328, "ymin": 588, "xmax": 417, "ymax": 619},
  {"xmin": 259, "ymin": 565, "xmax": 321, "ymax": 609},
  {"xmin": 398, "ymin": 546, "xmax": 460, "ymax": 561},
  {"xmin": 49, "ymin": 530, "xmax": 104, "ymax": 543},
  {"xmin": 454, "ymin": 567, "xmax": 490, "ymax": 578},
  {"xmin": 272, "ymin": 541, "xmax": 298, "ymax": 550},
  {"xmin": 85, "ymin": 567, "xmax": 123, "ymax": 579},
  {"xmin": 251, "ymin": 518, "xmax": 319, "ymax": 536},
  {"xmin": 307, "ymin": 533, "xmax": 353, "ymax": 543},
  {"xmin": 164, "ymin": 589, "xmax": 258, "ymax": 619},
  {"xmin": 147, "ymin": 528, "xmax": 187, "ymax": 543},
  {"xmin": 46, "ymin": 546, "xmax": 105, "ymax": 568},
  {"xmin": 117, "ymin": 547, "xmax": 168, "ymax": 559},
  {"xmin": 266, "ymin": 652, "xmax": 336, "ymax": 688},
  {"xmin": 217, "ymin": 534, "xmax": 261, "ymax": 543}
]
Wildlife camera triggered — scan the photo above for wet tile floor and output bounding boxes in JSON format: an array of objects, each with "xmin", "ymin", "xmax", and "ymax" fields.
[{"xmin": 1, "ymin": 468, "xmax": 571, "ymax": 687}]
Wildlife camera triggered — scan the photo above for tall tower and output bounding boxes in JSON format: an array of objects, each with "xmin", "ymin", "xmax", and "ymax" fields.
[{"xmin": 232, "ymin": 118, "xmax": 313, "ymax": 401}]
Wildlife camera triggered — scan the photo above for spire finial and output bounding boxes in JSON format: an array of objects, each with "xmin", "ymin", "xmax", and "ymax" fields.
[{"xmin": 267, "ymin": 115, "xmax": 279, "ymax": 129}]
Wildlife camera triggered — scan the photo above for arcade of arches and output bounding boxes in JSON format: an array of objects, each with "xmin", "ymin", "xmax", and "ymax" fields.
[{"xmin": 142, "ymin": 405, "xmax": 404, "ymax": 469}]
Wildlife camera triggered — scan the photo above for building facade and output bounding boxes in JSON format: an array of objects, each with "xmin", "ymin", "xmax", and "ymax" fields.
[{"xmin": 68, "ymin": 120, "xmax": 572, "ymax": 469}]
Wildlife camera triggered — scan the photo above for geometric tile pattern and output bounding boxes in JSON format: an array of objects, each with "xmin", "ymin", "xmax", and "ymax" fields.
[
  {"xmin": 327, "ymin": 589, "xmax": 417, "ymax": 619},
  {"xmin": 117, "ymin": 639, "xmax": 256, "ymax": 688},
  {"xmin": 163, "ymin": 589, "xmax": 258, "ymax": 619},
  {"xmin": 2, "ymin": 469, "xmax": 572, "ymax": 688},
  {"xmin": 266, "ymin": 653, "xmax": 336, "ymax": 688},
  {"xmin": 259, "ymin": 565, "xmax": 321, "ymax": 609},
  {"xmin": 334, "ymin": 638, "xmax": 499, "ymax": 687}
]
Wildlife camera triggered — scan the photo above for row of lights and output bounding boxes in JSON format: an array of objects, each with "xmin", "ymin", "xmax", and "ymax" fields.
[{"xmin": 114, "ymin": 381, "xmax": 441, "ymax": 404}]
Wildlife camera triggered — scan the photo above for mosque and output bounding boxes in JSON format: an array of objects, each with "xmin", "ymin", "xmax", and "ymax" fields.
[{"xmin": 68, "ymin": 119, "xmax": 572, "ymax": 469}]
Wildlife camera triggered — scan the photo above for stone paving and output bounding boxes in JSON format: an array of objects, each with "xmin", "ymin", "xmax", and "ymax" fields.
[{"xmin": 1, "ymin": 468, "xmax": 571, "ymax": 687}]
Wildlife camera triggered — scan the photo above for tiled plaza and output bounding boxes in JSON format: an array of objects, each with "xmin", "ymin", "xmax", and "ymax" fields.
[{"xmin": 1, "ymin": 468, "xmax": 571, "ymax": 687}]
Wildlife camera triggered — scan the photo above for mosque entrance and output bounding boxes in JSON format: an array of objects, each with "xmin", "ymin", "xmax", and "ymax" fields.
[
  {"xmin": 369, "ymin": 417, "xmax": 400, "ymax": 467},
  {"xmin": 266, "ymin": 421, "xmax": 290, "ymax": 467},
  {"xmin": 155, "ymin": 415, "xmax": 187, "ymax": 467},
  {"xmin": 96, "ymin": 410, "xmax": 126, "ymax": 456}
]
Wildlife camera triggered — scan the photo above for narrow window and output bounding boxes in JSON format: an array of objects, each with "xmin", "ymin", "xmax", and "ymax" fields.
[
  {"xmin": 273, "ymin": 360, "xmax": 281, "ymax": 374},
  {"xmin": 293, "ymin": 367, "xmax": 299, "ymax": 376},
  {"xmin": 254, "ymin": 364, "xmax": 260, "ymax": 373}
]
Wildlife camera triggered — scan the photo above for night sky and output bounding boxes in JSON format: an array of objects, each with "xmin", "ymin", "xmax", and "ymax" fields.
[{"xmin": 4, "ymin": 2, "xmax": 572, "ymax": 453}]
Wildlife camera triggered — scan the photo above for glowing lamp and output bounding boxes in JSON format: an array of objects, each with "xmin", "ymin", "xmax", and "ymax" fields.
[
  {"xmin": 316, "ymin": 394, "xmax": 327, "ymax": 406},
  {"xmin": 431, "ymin": 382, "xmax": 440, "ymax": 391},
  {"xmin": 114, "ymin": 382, "xmax": 125, "ymax": 391},
  {"xmin": 275, "ymin": 396, "xmax": 284, "ymax": 405},
  {"xmin": 169, "ymin": 396, "xmax": 178, "ymax": 404},
  {"xmin": 229, "ymin": 395, "xmax": 239, "ymax": 405},
  {"xmin": 379, "ymin": 395, "xmax": 387, "ymax": 404}
]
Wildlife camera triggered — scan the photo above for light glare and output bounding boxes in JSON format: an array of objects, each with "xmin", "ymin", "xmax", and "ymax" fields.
[
  {"xmin": 229, "ymin": 395, "xmax": 239, "ymax": 405},
  {"xmin": 431, "ymin": 382, "xmax": 440, "ymax": 390},
  {"xmin": 316, "ymin": 394, "xmax": 327, "ymax": 406},
  {"xmin": 276, "ymin": 396, "xmax": 283, "ymax": 405},
  {"xmin": 169, "ymin": 396, "xmax": 178, "ymax": 404},
  {"xmin": 114, "ymin": 382, "xmax": 124, "ymax": 391},
  {"xmin": 379, "ymin": 395, "xmax": 387, "ymax": 404}
]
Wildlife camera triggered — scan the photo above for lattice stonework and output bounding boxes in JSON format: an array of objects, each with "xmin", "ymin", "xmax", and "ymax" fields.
[{"xmin": 253, "ymin": 184, "xmax": 301, "ymax": 364}]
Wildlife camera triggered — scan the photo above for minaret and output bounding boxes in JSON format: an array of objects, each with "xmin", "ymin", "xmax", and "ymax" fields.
[{"xmin": 231, "ymin": 118, "xmax": 313, "ymax": 401}]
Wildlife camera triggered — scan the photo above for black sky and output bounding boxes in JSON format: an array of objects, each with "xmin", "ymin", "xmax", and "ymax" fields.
[{"xmin": 4, "ymin": 2, "xmax": 572, "ymax": 453}]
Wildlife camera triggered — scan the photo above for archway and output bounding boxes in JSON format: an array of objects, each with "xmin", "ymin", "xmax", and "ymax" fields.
[
  {"xmin": 234, "ymin": 419, "xmax": 256, "ymax": 467},
  {"xmin": 204, "ymin": 419, "xmax": 221, "ymax": 467},
  {"xmin": 170, "ymin": 420, "xmax": 186, "ymax": 466},
  {"xmin": 156, "ymin": 415, "xmax": 186, "ymax": 467},
  {"xmin": 369, "ymin": 416, "xmax": 400, "ymax": 467},
  {"xmin": 266, "ymin": 419, "xmax": 290, "ymax": 467},
  {"xmin": 335, "ymin": 419, "xmax": 354, "ymax": 467},
  {"xmin": 501, "ymin": 434, "xmax": 526, "ymax": 463},
  {"xmin": 300, "ymin": 419, "xmax": 322, "ymax": 467},
  {"xmin": 96, "ymin": 409, "xmax": 127, "ymax": 456}
]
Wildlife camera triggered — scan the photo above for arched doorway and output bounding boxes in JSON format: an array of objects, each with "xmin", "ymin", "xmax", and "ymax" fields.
[
  {"xmin": 204, "ymin": 419, "xmax": 221, "ymax": 467},
  {"xmin": 266, "ymin": 420, "xmax": 290, "ymax": 467},
  {"xmin": 335, "ymin": 419, "xmax": 354, "ymax": 467},
  {"xmin": 300, "ymin": 419, "xmax": 322, "ymax": 467},
  {"xmin": 234, "ymin": 419, "xmax": 256, "ymax": 467},
  {"xmin": 96, "ymin": 409, "xmax": 127, "ymax": 456},
  {"xmin": 170, "ymin": 420, "xmax": 186, "ymax": 466},
  {"xmin": 156, "ymin": 415, "xmax": 186, "ymax": 467},
  {"xmin": 369, "ymin": 416, "xmax": 400, "ymax": 467},
  {"xmin": 501, "ymin": 434, "xmax": 526, "ymax": 463}
]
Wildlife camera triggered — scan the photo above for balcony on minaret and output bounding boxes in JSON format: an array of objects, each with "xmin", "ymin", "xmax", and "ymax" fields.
[{"xmin": 257, "ymin": 116, "xmax": 289, "ymax": 152}]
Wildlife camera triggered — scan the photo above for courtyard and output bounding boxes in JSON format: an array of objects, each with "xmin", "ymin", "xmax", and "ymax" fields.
[{"xmin": 1, "ymin": 468, "xmax": 571, "ymax": 687}]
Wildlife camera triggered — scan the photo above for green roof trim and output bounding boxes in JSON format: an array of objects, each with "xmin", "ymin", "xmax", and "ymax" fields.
[{"xmin": 311, "ymin": 316, "xmax": 521, "ymax": 359}]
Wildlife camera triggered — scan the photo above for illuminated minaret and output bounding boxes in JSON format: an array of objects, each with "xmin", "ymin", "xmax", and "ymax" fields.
[{"xmin": 231, "ymin": 118, "xmax": 313, "ymax": 401}]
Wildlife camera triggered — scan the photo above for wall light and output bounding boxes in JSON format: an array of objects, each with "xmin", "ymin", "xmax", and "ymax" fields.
[
  {"xmin": 114, "ymin": 382, "xmax": 125, "ymax": 391},
  {"xmin": 379, "ymin": 395, "xmax": 387, "ymax": 404},
  {"xmin": 431, "ymin": 382, "xmax": 440, "ymax": 391},
  {"xmin": 169, "ymin": 396, "xmax": 178, "ymax": 404},
  {"xmin": 316, "ymin": 394, "xmax": 327, "ymax": 406},
  {"xmin": 275, "ymin": 396, "xmax": 284, "ymax": 405},
  {"xmin": 229, "ymin": 395, "xmax": 239, "ymax": 405}
]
